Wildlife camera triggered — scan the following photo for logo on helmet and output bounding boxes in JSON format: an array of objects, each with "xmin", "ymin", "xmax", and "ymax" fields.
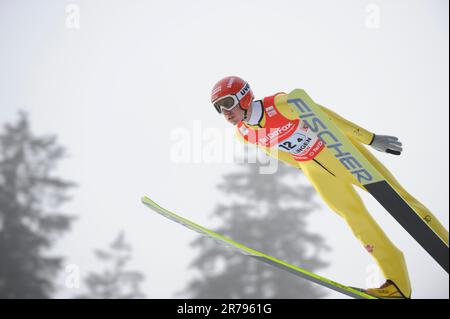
[
  {"xmin": 211, "ymin": 86, "xmax": 222, "ymax": 97},
  {"xmin": 240, "ymin": 83, "xmax": 250, "ymax": 97}
]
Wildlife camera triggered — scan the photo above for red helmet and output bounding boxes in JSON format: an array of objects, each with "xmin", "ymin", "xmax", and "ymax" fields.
[{"xmin": 211, "ymin": 76, "xmax": 254, "ymax": 114}]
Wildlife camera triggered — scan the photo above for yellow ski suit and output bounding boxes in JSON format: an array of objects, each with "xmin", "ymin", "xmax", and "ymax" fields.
[{"xmin": 236, "ymin": 93, "xmax": 449, "ymax": 297}]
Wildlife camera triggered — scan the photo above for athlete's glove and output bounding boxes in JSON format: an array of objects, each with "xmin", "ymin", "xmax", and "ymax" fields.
[{"xmin": 369, "ymin": 134, "xmax": 403, "ymax": 155}]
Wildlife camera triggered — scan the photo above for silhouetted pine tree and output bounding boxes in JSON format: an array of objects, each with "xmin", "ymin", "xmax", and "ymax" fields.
[
  {"xmin": 181, "ymin": 160, "xmax": 330, "ymax": 298},
  {"xmin": 78, "ymin": 231, "xmax": 146, "ymax": 299},
  {"xmin": 0, "ymin": 112, "xmax": 75, "ymax": 298}
]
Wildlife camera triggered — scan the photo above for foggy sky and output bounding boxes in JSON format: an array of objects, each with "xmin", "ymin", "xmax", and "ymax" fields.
[{"xmin": 0, "ymin": 0, "xmax": 448, "ymax": 298}]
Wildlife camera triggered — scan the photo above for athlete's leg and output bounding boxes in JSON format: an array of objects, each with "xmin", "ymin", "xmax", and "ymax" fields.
[
  {"xmin": 350, "ymin": 139, "xmax": 449, "ymax": 246},
  {"xmin": 299, "ymin": 156, "xmax": 412, "ymax": 297}
]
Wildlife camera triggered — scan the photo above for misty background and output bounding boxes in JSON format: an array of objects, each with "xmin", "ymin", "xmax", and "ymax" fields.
[{"xmin": 0, "ymin": 0, "xmax": 448, "ymax": 298}]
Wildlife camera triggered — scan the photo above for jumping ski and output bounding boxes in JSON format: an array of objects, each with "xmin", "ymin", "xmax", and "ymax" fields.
[
  {"xmin": 287, "ymin": 89, "xmax": 449, "ymax": 273},
  {"xmin": 141, "ymin": 196, "xmax": 377, "ymax": 299}
]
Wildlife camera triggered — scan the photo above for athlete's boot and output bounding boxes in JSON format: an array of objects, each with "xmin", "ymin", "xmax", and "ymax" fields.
[{"xmin": 364, "ymin": 280, "xmax": 410, "ymax": 299}]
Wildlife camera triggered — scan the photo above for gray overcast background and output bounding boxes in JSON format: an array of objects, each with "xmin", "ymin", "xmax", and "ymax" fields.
[{"xmin": 0, "ymin": 0, "xmax": 448, "ymax": 298}]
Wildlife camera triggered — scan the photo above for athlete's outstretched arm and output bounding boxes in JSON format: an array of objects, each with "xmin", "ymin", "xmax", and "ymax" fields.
[
  {"xmin": 318, "ymin": 104, "xmax": 403, "ymax": 155},
  {"xmin": 317, "ymin": 104, "xmax": 375, "ymax": 145}
]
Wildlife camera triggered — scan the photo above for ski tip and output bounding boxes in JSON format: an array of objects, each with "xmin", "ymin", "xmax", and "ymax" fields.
[{"xmin": 141, "ymin": 196, "xmax": 152, "ymax": 204}]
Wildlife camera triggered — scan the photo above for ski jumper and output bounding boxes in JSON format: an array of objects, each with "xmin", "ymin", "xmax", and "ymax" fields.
[{"xmin": 236, "ymin": 93, "xmax": 449, "ymax": 298}]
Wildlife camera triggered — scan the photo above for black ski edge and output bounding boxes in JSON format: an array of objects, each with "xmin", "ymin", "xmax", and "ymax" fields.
[{"xmin": 365, "ymin": 181, "xmax": 449, "ymax": 273}]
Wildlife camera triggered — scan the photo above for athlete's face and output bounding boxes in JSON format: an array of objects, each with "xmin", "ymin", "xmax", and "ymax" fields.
[{"xmin": 222, "ymin": 105, "xmax": 246, "ymax": 126}]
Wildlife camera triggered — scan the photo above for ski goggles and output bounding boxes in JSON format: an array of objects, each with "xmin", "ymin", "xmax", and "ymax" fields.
[{"xmin": 212, "ymin": 82, "xmax": 251, "ymax": 114}]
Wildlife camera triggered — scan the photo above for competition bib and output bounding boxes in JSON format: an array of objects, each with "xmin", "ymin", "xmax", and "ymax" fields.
[{"xmin": 237, "ymin": 94, "xmax": 324, "ymax": 162}]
